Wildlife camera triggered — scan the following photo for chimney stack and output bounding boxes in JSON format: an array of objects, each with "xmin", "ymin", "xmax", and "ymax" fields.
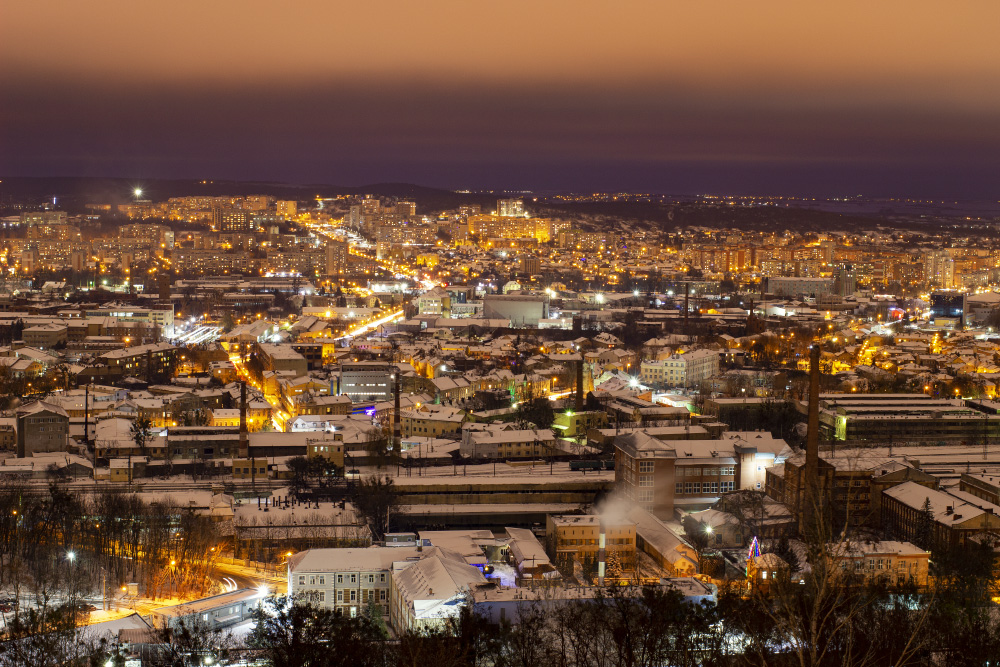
[
  {"xmin": 575, "ymin": 358, "xmax": 584, "ymax": 411},
  {"xmin": 597, "ymin": 518, "xmax": 607, "ymax": 586},
  {"xmin": 392, "ymin": 366, "xmax": 401, "ymax": 459},
  {"xmin": 802, "ymin": 344, "xmax": 822, "ymax": 537}
]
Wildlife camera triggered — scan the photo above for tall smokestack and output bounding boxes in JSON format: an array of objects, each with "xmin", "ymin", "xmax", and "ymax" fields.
[
  {"xmin": 598, "ymin": 518, "xmax": 606, "ymax": 586},
  {"xmin": 392, "ymin": 366, "xmax": 401, "ymax": 459},
  {"xmin": 802, "ymin": 344, "xmax": 821, "ymax": 537},
  {"xmin": 575, "ymin": 358, "xmax": 584, "ymax": 411}
]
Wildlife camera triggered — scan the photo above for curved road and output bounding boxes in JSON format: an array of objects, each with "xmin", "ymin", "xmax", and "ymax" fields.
[{"xmin": 214, "ymin": 561, "xmax": 287, "ymax": 596}]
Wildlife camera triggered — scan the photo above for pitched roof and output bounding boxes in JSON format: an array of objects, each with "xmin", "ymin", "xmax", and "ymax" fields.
[{"xmin": 16, "ymin": 400, "xmax": 68, "ymax": 419}]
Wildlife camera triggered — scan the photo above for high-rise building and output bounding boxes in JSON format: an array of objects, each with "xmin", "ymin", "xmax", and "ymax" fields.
[
  {"xmin": 325, "ymin": 240, "xmax": 349, "ymax": 278},
  {"xmin": 349, "ymin": 197, "xmax": 382, "ymax": 229},
  {"xmin": 520, "ymin": 255, "xmax": 541, "ymax": 276},
  {"xmin": 394, "ymin": 201, "xmax": 416, "ymax": 218},
  {"xmin": 214, "ymin": 209, "xmax": 255, "ymax": 232},
  {"xmin": 497, "ymin": 198, "xmax": 524, "ymax": 217},
  {"xmin": 276, "ymin": 200, "xmax": 297, "ymax": 218},
  {"xmin": 242, "ymin": 195, "xmax": 274, "ymax": 211},
  {"xmin": 20, "ymin": 249, "xmax": 39, "ymax": 274},
  {"xmin": 20, "ymin": 211, "xmax": 67, "ymax": 226},
  {"xmin": 833, "ymin": 264, "xmax": 857, "ymax": 296},
  {"xmin": 70, "ymin": 250, "xmax": 87, "ymax": 272},
  {"xmin": 924, "ymin": 250, "xmax": 955, "ymax": 288}
]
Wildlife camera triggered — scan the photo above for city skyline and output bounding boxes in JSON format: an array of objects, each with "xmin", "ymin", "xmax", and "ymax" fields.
[
  {"xmin": 7, "ymin": 2, "xmax": 1000, "ymax": 662},
  {"xmin": 3, "ymin": 1, "xmax": 1000, "ymax": 198}
]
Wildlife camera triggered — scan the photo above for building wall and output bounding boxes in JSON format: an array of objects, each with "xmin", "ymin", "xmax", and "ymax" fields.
[
  {"xmin": 338, "ymin": 363, "xmax": 395, "ymax": 402},
  {"xmin": 289, "ymin": 567, "xmax": 392, "ymax": 618},
  {"xmin": 16, "ymin": 410, "xmax": 69, "ymax": 457},
  {"xmin": 545, "ymin": 516, "xmax": 637, "ymax": 574}
]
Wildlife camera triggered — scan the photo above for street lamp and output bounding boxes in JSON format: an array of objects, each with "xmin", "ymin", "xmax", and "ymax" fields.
[{"xmin": 67, "ymin": 551, "xmax": 76, "ymax": 563}]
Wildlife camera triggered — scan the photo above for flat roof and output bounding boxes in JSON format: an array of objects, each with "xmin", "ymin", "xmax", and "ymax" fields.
[{"xmin": 150, "ymin": 588, "xmax": 261, "ymax": 618}]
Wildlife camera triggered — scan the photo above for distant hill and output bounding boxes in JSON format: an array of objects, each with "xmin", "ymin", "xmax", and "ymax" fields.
[
  {"xmin": 2, "ymin": 176, "xmax": 937, "ymax": 232},
  {"xmin": 0, "ymin": 177, "xmax": 497, "ymax": 214},
  {"xmin": 530, "ymin": 199, "xmax": 893, "ymax": 233}
]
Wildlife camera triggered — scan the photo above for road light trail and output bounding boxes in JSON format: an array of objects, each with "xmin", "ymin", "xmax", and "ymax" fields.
[{"xmin": 334, "ymin": 309, "xmax": 405, "ymax": 341}]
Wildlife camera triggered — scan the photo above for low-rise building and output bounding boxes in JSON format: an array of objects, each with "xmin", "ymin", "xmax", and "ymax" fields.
[
  {"xmin": 258, "ymin": 343, "xmax": 309, "ymax": 377},
  {"xmin": 400, "ymin": 405, "xmax": 466, "ymax": 438},
  {"xmin": 390, "ymin": 551, "xmax": 488, "ymax": 632},
  {"xmin": 148, "ymin": 589, "xmax": 263, "ymax": 630},
  {"xmin": 99, "ymin": 342, "xmax": 177, "ymax": 381},
  {"xmin": 337, "ymin": 362, "xmax": 396, "ymax": 403},
  {"xmin": 771, "ymin": 450, "xmax": 938, "ymax": 531},
  {"xmin": 545, "ymin": 514, "xmax": 637, "ymax": 577},
  {"xmin": 288, "ymin": 545, "xmax": 484, "ymax": 630},
  {"xmin": 460, "ymin": 427, "xmax": 557, "ymax": 459},
  {"xmin": 642, "ymin": 350, "xmax": 719, "ymax": 388},
  {"xmin": 881, "ymin": 481, "xmax": 1000, "ymax": 549},
  {"xmin": 830, "ymin": 540, "xmax": 930, "ymax": 587}
]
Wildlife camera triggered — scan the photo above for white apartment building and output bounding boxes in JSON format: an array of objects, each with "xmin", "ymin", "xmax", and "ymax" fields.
[
  {"xmin": 288, "ymin": 545, "xmax": 486, "ymax": 632},
  {"xmin": 765, "ymin": 276, "xmax": 834, "ymax": 298},
  {"xmin": 415, "ymin": 287, "xmax": 451, "ymax": 316},
  {"xmin": 646, "ymin": 350, "xmax": 719, "ymax": 388},
  {"xmin": 288, "ymin": 547, "xmax": 402, "ymax": 618},
  {"xmin": 337, "ymin": 362, "xmax": 396, "ymax": 402}
]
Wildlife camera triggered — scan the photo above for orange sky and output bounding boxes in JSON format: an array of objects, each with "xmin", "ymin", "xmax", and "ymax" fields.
[{"xmin": 3, "ymin": 1, "xmax": 999, "ymax": 195}]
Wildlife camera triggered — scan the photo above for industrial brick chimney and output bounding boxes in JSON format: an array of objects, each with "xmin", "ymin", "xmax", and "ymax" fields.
[{"xmin": 802, "ymin": 344, "xmax": 822, "ymax": 538}]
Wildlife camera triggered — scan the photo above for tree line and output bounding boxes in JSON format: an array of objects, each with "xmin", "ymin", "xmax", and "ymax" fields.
[
  {"xmin": 11, "ymin": 565, "xmax": 1000, "ymax": 667},
  {"xmin": 0, "ymin": 478, "xmax": 221, "ymax": 610}
]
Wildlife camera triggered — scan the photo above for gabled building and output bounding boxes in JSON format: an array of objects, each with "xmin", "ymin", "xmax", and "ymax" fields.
[
  {"xmin": 769, "ymin": 451, "xmax": 939, "ymax": 531},
  {"xmin": 98, "ymin": 342, "xmax": 177, "ymax": 381},
  {"xmin": 16, "ymin": 401, "xmax": 70, "ymax": 457},
  {"xmin": 288, "ymin": 545, "xmax": 486, "ymax": 633},
  {"xmin": 390, "ymin": 552, "xmax": 488, "ymax": 633},
  {"xmin": 881, "ymin": 481, "xmax": 1000, "ymax": 549}
]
